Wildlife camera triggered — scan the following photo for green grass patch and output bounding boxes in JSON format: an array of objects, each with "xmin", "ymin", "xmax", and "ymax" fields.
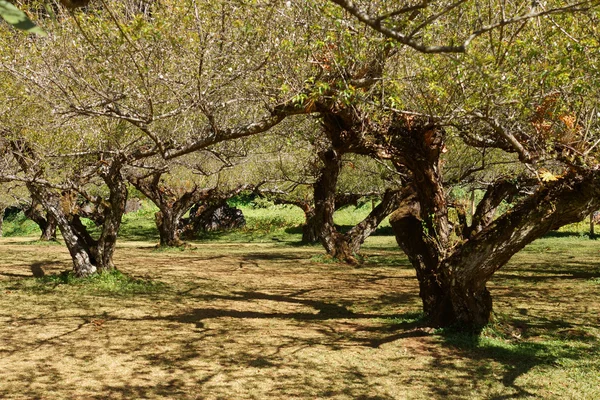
[
  {"xmin": 1, "ymin": 211, "xmax": 41, "ymax": 237},
  {"xmin": 382, "ymin": 311, "xmax": 426, "ymax": 326},
  {"xmin": 15, "ymin": 269, "xmax": 168, "ymax": 296}
]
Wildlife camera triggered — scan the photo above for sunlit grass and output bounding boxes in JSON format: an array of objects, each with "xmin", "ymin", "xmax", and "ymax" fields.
[
  {"xmin": 4, "ymin": 269, "xmax": 168, "ymax": 296},
  {"xmin": 1, "ymin": 211, "xmax": 40, "ymax": 237}
]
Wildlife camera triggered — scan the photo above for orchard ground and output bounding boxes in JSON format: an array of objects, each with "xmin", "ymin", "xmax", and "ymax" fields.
[{"xmin": 0, "ymin": 203, "xmax": 599, "ymax": 399}]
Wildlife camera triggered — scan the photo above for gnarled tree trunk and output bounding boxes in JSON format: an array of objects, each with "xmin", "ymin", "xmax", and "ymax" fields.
[
  {"xmin": 302, "ymin": 209, "xmax": 320, "ymax": 243},
  {"xmin": 155, "ymin": 209, "xmax": 185, "ymax": 247},
  {"xmin": 24, "ymin": 199, "xmax": 58, "ymax": 241},
  {"xmin": 27, "ymin": 186, "xmax": 98, "ymax": 277},
  {"xmin": 128, "ymin": 171, "xmax": 199, "ymax": 247},
  {"xmin": 24, "ymin": 165, "xmax": 127, "ymax": 276},
  {"xmin": 313, "ymin": 148, "xmax": 357, "ymax": 263},
  {"xmin": 94, "ymin": 162, "xmax": 128, "ymax": 271},
  {"xmin": 388, "ymin": 118, "xmax": 600, "ymax": 328}
]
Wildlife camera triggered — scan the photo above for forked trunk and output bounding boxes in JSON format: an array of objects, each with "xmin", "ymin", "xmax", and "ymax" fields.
[
  {"xmin": 391, "ymin": 169, "xmax": 600, "ymax": 329},
  {"xmin": 391, "ymin": 203, "xmax": 493, "ymax": 328}
]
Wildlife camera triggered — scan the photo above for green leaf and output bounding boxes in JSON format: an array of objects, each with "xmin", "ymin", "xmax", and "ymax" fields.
[{"xmin": 0, "ymin": 0, "xmax": 47, "ymax": 36}]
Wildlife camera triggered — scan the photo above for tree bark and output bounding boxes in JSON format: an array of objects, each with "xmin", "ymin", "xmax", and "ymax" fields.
[
  {"xmin": 94, "ymin": 161, "xmax": 128, "ymax": 271},
  {"xmin": 28, "ymin": 186, "xmax": 98, "ymax": 277},
  {"xmin": 390, "ymin": 194, "xmax": 494, "ymax": 328},
  {"xmin": 391, "ymin": 169, "xmax": 600, "ymax": 329},
  {"xmin": 346, "ymin": 188, "xmax": 407, "ymax": 253},
  {"xmin": 25, "ymin": 200, "xmax": 58, "ymax": 241},
  {"xmin": 313, "ymin": 148, "xmax": 357, "ymax": 263},
  {"xmin": 302, "ymin": 209, "xmax": 320, "ymax": 243},
  {"xmin": 24, "ymin": 166, "xmax": 127, "ymax": 276},
  {"xmin": 0, "ymin": 206, "xmax": 4, "ymax": 238},
  {"xmin": 155, "ymin": 209, "xmax": 185, "ymax": 247},
  {"xmin": 128, "ymin": 172, "xmax": 252, "ymax": 247}
]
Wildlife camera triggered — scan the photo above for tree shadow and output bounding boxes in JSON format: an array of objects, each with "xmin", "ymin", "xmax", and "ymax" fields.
[
  {"xmin": 168, "ymin": 290, "xmax": 415, "ymax": 323},
  {"xmin": 30, "ymin": 261, "xmax": 48, "ymax": 278}
]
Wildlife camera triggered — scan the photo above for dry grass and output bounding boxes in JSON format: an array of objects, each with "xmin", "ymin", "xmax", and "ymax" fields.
[{"xmin": 0, "ymin": 235, "xmax": 599, "ymax": 399}]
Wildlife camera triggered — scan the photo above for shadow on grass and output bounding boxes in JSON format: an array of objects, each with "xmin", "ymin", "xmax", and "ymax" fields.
[
  {"xmin": 3, "ymin": 285, "xmax": 598, "ymax": 400},
  {"xmin": 170, "ymin": 290, "xmax": 416, "ymax": 322},
  {"xmin": 492, "ymin": 261, "xmax": 600, "ymax": 285}
]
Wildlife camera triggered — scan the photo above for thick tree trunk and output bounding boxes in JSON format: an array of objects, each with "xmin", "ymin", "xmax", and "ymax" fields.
[
  {"xmin": 24, "ymin": 201, "xmax": 58, "ymax": 241},
  {"xmin": 25, "ymin": 165, "xmax": 128, "ymax": 276},
  {"xmin": 155, "ymin": 209, "xmax": 185, "ymax": 247},
  {"xmin": 94, "ymin": 163, "xmax": 128, "ymax": 271},
  {"xmin": 313, "ymin": 148, "xmax": 357, "ymax": 263},
  {"xmin": 391, "ymin": 169, "xmax": 600, "ymax": 329},
  {"xmin": 40, "ymin": 214, "xmax": 58, "ymax": 241},
  {"xmin": 301, "ymin": 210, "xmax": 320, "ymax": 243},
  {"xmin": 30, "ymin": 188, "xmax": 98, "ymax": 277},
  {"xmin": 390, "ymin": 198, "xmax": 493, "ymax": 328}
]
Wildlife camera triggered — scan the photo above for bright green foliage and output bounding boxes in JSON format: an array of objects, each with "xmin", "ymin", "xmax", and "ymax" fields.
[{"xmin": 0, "ymin": 0, "xmax": 46, "ymax": 36}]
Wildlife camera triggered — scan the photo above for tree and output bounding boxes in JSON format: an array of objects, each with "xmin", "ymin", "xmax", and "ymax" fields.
[
  {"xmin": 24, "ymin": 197, "xmax": 58, "ymax": 241},
  {"xmin": 0, "ymin": 0, "xmax": 309, "ymax": 275},
  {"xmin": 127, "ymin": 152, "xmax": 257, "ymax": 247},
  {"xmin": 323, "ymin": 2, "xmax": 600, "ymax": 328},
  {"xmin": 328, "ymin": 0, "xmax": 599, "ymax": 53}
]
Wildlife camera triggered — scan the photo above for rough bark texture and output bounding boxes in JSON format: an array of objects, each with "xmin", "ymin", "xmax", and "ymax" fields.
[
  {"xmin": 302, "ymin": 210, "xmax": 320, "ymax": 244},
  {"xmin": 346, "ymin": 189, "xmax": 407, "ymax": 253},
  {"xmin": 313, "ymin": 148, "xmax": 357, "ymax": 263},
  {"xmin": 128, "ymin": 171, "xmax": 207, "ymax": 247},
  {"xmin": 27, "ymin": 186, "xmax": 98, "ymax": 277},
  {"xmin": 18, "ymin": 166, "xmax": 126, "ymax": 276},
  {"xmin": 389, "ymin": 120, "xmax": 600, "ymax": 329},
  {"xmin": 24, "ymin": 199, "xmax": 58, "ymax": 241},
  {"xmin": 94, "ymin": 161, "xmax": 128, "ymax": 271},
  {"xmin": 129, "ymin": 171, "xmax": 252, "ymax": 246},
  {"xmin": 155, "ymin": 209, "xmax": 184, "ymax": 247}
]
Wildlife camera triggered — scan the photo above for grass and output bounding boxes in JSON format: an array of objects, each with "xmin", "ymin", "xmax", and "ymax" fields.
[
  {"xmin": 1, "ymin": 211, "xmax": 41, "ymax": 237},
  {"xmin": 18, "ymin": 269, "xmax": 168, "ymax": 295},
  {"xmin": 0, "ymin": 235, "xmax": 599, "ymax": 399},
  {"xmin": 3, "ymin": 198, "xmax": 590, "ymax": 244},
  {"xmin": 1, "ymin": 202, "xmax": 599, "ymax": 398}
]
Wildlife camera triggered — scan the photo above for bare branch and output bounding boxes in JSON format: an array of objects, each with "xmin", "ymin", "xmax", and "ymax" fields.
[{"xmin": 329, "ymin": 0, "xmax": 599, "ymax": 53}]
